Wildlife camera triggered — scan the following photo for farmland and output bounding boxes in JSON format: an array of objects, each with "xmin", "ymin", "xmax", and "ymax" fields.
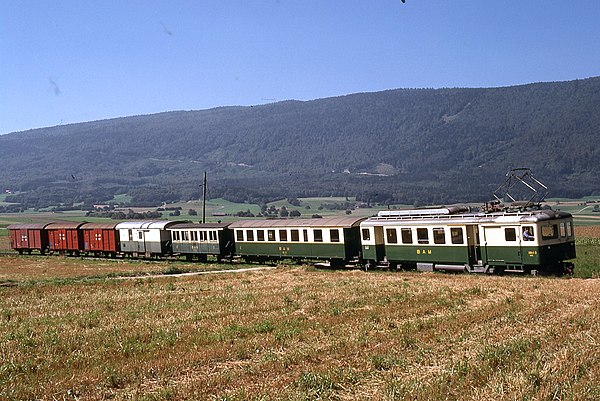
[{"xmin": 1, "ymin": 258, "xmax": 599, "ymax": 400}]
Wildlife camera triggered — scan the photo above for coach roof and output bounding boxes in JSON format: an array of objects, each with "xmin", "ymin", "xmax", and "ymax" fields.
[{"xmin": 229, "ymin": 217, "xmax": 365, "ymax": 229}]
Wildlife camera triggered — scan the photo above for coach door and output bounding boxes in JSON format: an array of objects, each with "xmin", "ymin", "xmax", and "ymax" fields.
[
  {"xmin": 136, "ymin": 230, "xmax": 147, "ymax": 253},
  {"xmin": 466, "ymin": 225, "xmax": 482, "ymax": 266}
]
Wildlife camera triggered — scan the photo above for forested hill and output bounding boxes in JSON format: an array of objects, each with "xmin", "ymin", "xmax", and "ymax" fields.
[{"xmin": 1, "ymin": 76, "xmax": 599, "ymax": 208}]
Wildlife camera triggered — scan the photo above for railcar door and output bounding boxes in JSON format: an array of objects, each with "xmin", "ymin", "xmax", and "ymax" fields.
[{"xmin": 483, "ymin": 226, "xmax": 523, "ymax": 266}]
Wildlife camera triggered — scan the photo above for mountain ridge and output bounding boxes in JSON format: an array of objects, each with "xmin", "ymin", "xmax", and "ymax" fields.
[{"xmin": 1, "ymin": 76, "xmax": 599, "ymax": 208}]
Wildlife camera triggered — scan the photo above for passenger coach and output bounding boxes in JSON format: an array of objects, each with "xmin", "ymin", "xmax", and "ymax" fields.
[
  {"xmin": 167, "ymin": 222, "xmax": 234, "ymax": 261},
  {"xmin": 230, "ymin": 217, "xmax": 365, "ymax": 266}
]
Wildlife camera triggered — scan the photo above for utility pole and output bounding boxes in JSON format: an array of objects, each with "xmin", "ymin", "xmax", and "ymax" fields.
[{"xmin": 202, "ymin": 171, "xmax": 207, "ymax": 224}]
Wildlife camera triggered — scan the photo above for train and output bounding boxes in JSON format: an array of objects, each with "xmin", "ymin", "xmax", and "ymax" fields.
[{"xmin": 8, "ymin": 203, "xmax": 576, "ymax": 275}]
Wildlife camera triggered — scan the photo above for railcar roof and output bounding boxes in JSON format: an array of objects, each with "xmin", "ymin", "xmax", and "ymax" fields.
[
  {"xmin": 362, "ymin": 209, "xmax": 572, "ymax": 226},
  {"xmin": 115, "ymin": 220, "xmax": 188, "ymax": 230},
  {"xmin": 230, "ymin": 217, "xmax": 366, "ymax": 229}
]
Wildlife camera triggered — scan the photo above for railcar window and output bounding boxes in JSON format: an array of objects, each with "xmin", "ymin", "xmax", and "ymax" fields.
[
  {"xmin": 505, "ymin": 228, "xmax": 516, "ymax": 242},
  {"xmin": 279, "ymin": 230, "xmax": 288, "ymax": 242},
  {"xmin": 268, "ymin": 230, "xmax": 276, "ymax": 241},
  {"xmin": 236, "ymin": 230, "xmax": 244, "ymax": 241},
  {"xmin": 314, "ymin": 229, "xmax": 323, "ymax": 242},
  {"xmin": 128, "ymin": 229, "xmax": 133, "ymax": 241},
  {"xmin": 303, "ymin": 229, "xmax": 308, "ymax": 242},
  {"xmin": 567, "ymin": 222, "xmax": 573, "ymax": 238},
  {"xmin": 210, "ymin": 231, "xmax": 217, "ymax": 241},
  {"xmin": 200, "ymin": 231, "xmax": 206, "ymax": 241},
  {"xmin": 417, "ymin": 228, "xmax": 429, "ymax": 244},
  {"xmin": 541, "ymin": 225, "xmax": 558, "ymax": 240},
  {"xmin": 246, "ymin": 230, "xmax": 254, "ymax": 242},
  {"xmin": 173, "ymin": 231, "xmax": 180, "ymax": 241},
  {"xmin": 139, "ymin": 232, "xmax": 143, "ymax": 240},
  {"xmin": 257, "ymin": 230, "xmax": 265, "ymax": 241},
  {"xmin": 291, "ymin": 230, "xmax": 300, "ymax": 242},
  {"xmin": 386, "ymin": 228, "xmax": 398, "ymax": 244},
  {"xmin": 560, "ymin": 223, "xmax": 566, "ymax": 238},
  {"xmin": 330, "ymin": 229, "xmax": 340, "ymax": 242},
  {"xmin": 362, "ymin": 228, "xmax": 370, "ymax": 241},
  {"xmin": 191, "ymin": 231, "xmax": 198, "ymax": 241},
  {"xmin": 183, "ymin": 231, "xmax": 189, "ymax": 241},
  {"xmin": 401, "ymin": 228, "xmax": 413, "ymax": 244},
  {"xmin": 433, "ymin": 228, "xmax": 445, "ymax": 244},
  {"xmin": 450, "ymin": 227, "xmax": 464, "ymax": 244}
]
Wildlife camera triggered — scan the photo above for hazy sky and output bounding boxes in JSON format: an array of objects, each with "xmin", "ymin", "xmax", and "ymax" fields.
[{"xmin": 2, "ymin": 0, "xmax": 600, "ymax": 134}]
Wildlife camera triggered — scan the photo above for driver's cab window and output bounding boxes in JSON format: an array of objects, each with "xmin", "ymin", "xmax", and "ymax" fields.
[{"xmin": 522, "ymin": 226, "xmax": 535, "ymax": 241}]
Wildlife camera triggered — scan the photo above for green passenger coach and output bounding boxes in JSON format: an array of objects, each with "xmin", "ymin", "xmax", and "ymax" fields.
[
  {"xmin": 230, "ymin": 217, "xmax": 365, "ymax": 266},
  {"xmin": 360, "ymin": 206, "xmax": 576, "ymax": 274}
]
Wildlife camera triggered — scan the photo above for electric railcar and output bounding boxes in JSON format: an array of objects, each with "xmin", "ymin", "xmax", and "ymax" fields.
[{"xmin": 360, "ymin": 206, "xmax": 576, "ymax": 274}]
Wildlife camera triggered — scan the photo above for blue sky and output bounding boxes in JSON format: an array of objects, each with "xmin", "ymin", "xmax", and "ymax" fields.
[{"xmin": 1, "ymin": 0, "xmax": 600, "ymax": 135}]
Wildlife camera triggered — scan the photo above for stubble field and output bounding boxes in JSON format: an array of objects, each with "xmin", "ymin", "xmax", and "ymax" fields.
[{"xmin": 1, "ymin": 256, "xmax": 599, "ymax": 400}]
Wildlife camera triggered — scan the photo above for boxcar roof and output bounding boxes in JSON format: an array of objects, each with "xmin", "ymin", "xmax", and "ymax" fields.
[
  {"xmin": 115, "ymin": 220, "xmax": 188, "ymax": 230},
  {"xmin": 45, "ymin": 222, "xmax": 86, "ymax": 229},
  {"xmin": 8, "ymin": 222, "xmax": 56, "ymax": 230},
  {"xmin": 80, "ymin": 222, "xmax": 120, "ymax": 230},
  {"xmin": 229, "ymin": 217, "xmax": 365, "ymax": 229},
  {"xmin": 167, "ymin": 222, "xmax": 232, "ymax": 230}
]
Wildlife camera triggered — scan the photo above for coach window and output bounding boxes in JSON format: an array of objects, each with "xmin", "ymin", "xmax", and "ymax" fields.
[
  {"xmin": 303, "ymin": 229, "xmax": 309, "ymax": 242},
  {"xmin": 314, "ymin": 229, "xmax": 323, "ymax": 242},
  {"xmin": 139, "ymin": 231, "xmax": 144, "ymax": 240},
  {"xmin": 173, "ymin": 231, "xmax": 180, "ymax": 241},
  {"xmin": 257, "ymin": 230, "xmax": 265, "ymax": 241},
  {"xmin": 401, "ymin": 228, "xmax": 413, "ymax": 244},
  {"xmin": 183, "ymin": 231, "xmax": 189, "ymax": 241},
  {"xmin": 450, "ymin": 227, "xmax": 464, "ymax": 244},
  {"xmin": 330, "ymin": 229, "xmax": 340, "ymax": 242},
  {"xmin": 505, "ymin": 228, "xmax": 516, "ymax": 242},
  {"xmin": 362, "ymin": 228, "xmax": 370, "ymax": 241},
  {"xmin": 128, "ymin": 229, "xmax": 133, "ymax": 241},
  {"xmin": 191, "ymin": 231, "xmax": 198, "ymax": 241},
  {"xmin": 268, "ymin": 230, "xmax": 276, "ymax": 241},
  {"xmin": 417, "ymin": 228, "xmax": 429, "ymax": 244},
  {"xmin": 386, "ymin": 228, "xmax": 398, "ymax": 244},
  {"xmin": 210, "ymin": 231, "xmax": 217, "ymax": 241},
  {"xmin": 433, "ymin": 228, "xmax": 445, "ymax": 244},
  {"xmin": 236, "ymin": 230, "xmax": 244, "ymax": 241},
  {"xmin": 246, "ymin": 230, "xmax": 254, "ymax": 242},
  {"xmin": 291, "ymin": 229, "xmax": 300, "ymax": 242},
  {"xmin": 567, "ymin": 222, "xmax": 573, "ymax": 238},
  {"xmin": 279, "ymin": 230, "xmax": 288, "ymax": 242},
  {"xmin": 200, "ymin": 231, "xmax": 206, "ymax": 241}
]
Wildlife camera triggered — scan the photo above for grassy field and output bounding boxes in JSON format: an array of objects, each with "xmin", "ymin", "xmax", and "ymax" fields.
[{"xmin": 0, "ymin": 258, "xmax": 599, "ymax": 400}]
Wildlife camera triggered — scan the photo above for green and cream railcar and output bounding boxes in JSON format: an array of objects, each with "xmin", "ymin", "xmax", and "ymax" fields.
[
  {"xmin": 361, "ymin": 207, "xmax": 576, "ymax": 274},
  {"xmin": 167, "ymin": 222, "xmax": 234, "ymax": 261},
  {"xmin": 230, "ymin": 217, "xmax": 365, "ymax": 265}
]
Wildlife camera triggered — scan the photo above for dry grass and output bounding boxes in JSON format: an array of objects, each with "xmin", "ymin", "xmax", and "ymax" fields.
[{"xmin": 1, "ymin": 257, "xmax": 599, "ymax": 400}]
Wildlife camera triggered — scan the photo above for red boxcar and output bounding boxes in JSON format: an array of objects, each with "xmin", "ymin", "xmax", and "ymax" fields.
[
  {"xmin": 46, "ymin": 222, "xmax": 85, "ymax": 255},
  {"xmin": 8, "ymin": 223, "xmax": 53, "ymax": 254},
  {"xmin": 80, "ymin": 222, "xmax": 119, "ymax": 256}
]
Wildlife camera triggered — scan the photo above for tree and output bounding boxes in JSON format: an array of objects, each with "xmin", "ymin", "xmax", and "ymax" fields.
[
  {"xmin": 188, "ymin": 209, "xmax": 198, "ymax": 216},
  {"xmin": 289, "ymin": 210, "xmax": 301, "ymax": 217},
  {"xmin": 280, "ymin": 206, "xmax": 289, "ymax": 217}
]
